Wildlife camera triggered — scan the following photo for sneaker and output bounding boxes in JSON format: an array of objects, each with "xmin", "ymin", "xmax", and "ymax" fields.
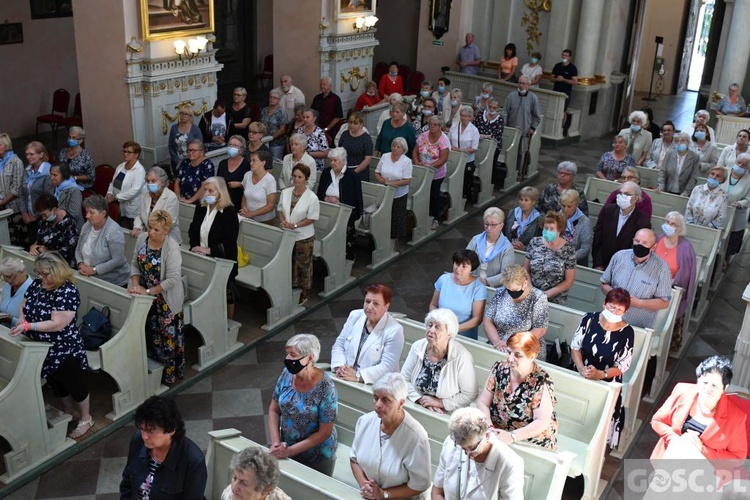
[{"xmin": 431, "ymin": 219, "xmax": 440, "ymax": 230}]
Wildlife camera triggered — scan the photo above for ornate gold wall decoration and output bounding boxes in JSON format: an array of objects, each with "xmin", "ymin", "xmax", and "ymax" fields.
[
  {"xmin": 340, "ymin": 67, "xmax": 369, "ymax": 92},
  {"xmin": 161, "ymin": 100, "xmax": 207, "ymax": 135},
  {"xmin": 521, "ymin": 0, "xmax": 552, "ymax": 53}
]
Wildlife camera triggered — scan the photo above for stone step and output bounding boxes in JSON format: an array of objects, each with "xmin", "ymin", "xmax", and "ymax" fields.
[
  {"xmin": 146, "ymin": 358, "xmax": 168, "ymax": 396},
  {"xmin": 45, "ymin": 403, "xmax": 73, "ymax": 450}
]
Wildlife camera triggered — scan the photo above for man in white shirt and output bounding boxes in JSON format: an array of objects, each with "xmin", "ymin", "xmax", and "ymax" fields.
[
  {"xmin": 331, "ymin": 284, "xmax": 404, "ymax": 384},
  {"xmin": 275, "ymin": 74, "xmax": 306, "ymax": 121}
]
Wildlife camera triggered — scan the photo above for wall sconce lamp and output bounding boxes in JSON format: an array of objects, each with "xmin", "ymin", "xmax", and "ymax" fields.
[
  {"xmin": 126, "ymin": 36, "xmax": 143, "ymax": 60},
  {"xmin": 353, "ymin": 15, "xmax": 378, "ymax": 33},
  {"xmin": 174, "ymin": 36, "xmax": 208, "ymax": 60}
]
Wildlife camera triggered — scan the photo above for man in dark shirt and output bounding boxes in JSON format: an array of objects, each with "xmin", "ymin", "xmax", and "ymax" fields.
[
  {"xmin": 311, "ymin": 76, "xmax": 344, "ymax": 142},
  {"xmin": 550, "ymin": 49, "xmax": 578, "ymax": 131}
]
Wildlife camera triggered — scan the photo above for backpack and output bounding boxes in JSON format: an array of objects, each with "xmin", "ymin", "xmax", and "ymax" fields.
[{"xmin": 80, "ymin": 306, "xmax": 112, "ymax": 350}]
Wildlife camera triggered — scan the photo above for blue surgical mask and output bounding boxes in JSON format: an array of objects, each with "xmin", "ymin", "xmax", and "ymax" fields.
[
  {"xmin": 204, "ymin": 195, "xmax": 217, "ymax": 205},
  {"xmin": 733, "ymin": 165, "xmax": 746, "ymax": 176},
  {"xmin": 450, "ymin": 100, "xmax": 458, "ymax": 107},
  {"xmin": 530, "ymin": 57, "xmax": 539, "ymax": 64},
  {"xmin": 147, "ymin": 183, "xmax": 160, "ymax": 193},
  {"xmin": 661, "ymin": 223, "xmax": 676, "ymax": 237},
  {"xmin": 420, "ymin": 90, "xmax": 430, "ymax": 98},
  {"xmin": 227, "ymin": 146, "xmax": 240, "ymax": 158},
  {"xmin": 422, "ymin": 109, "xmax": 433, "ymax": 116},
  {"xmin": 481, "ymin": 92, "xmax": 490, "ymax": 99},
  {"xmin": 389, "ymin": 71, "xmax": 397, "ymax": 77},
  {"xmin": 706, "ymin": 177, "xmax": 720, "ymax": 189},
  {"xmin": 675, "ymin": 143, "xmax": 687, "ymax": 153},
  {"xmin": 45, "ymin": 212, "xmax": 56, "ymax": 222},
  {"xmin": 630, "ymin": 124, "xmax": 641, "ymax": 133},
  {"xmin": 542, "ymin": 229, "xmax": 558, "ymax": 242},
  {"xmin": 694, "ymin": 131, "xmax": 706, "ymax": 141},
  {"xmin": 438, "ymin": 85, "xmax": 445, "ymax": 93},
  {"xmin": 67, "ymin": 138, "xmax": 79, "ymax": 147}
]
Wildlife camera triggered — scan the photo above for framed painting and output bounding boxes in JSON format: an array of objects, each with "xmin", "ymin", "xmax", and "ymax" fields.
[
  {"xmin": 141, "ymin": 0, "xmax": 215, "ymax": 41},
  {"xmin": 336, "ymin": 0, "xmax": 376, "ymax": 19},
  {"xmin": 0, "ymin": 23, "xmax": 23, "ymax": 45},
  {"xmin": 29, "ymin": 0, "xmax": 73, "ymax": 19}
]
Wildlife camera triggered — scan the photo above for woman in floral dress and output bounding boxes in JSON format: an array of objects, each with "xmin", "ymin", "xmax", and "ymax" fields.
[
  {"xmin": 524, "ymin": 211, "xmax": 577, "ymax": 305},
  {"xmin": 477, "ymin": 331, "xmax": 558, "ymax": 450},
  {"xmin": 296, "ymin": 108, "xmax": 329, "ymax": 173},
  {"xmin": 685, "ymin": 165, "xmax": 728, "ymax": 229},
  {"xmin": 128, "ymin": 210, "xmax": 184, "ymax": 385},
  {"xmin": 175, "ymin": 139, "xmax": 214, "ymax": 205},
  {"xmin": 595, "ymin": 135, "xmax": 635, "ymax": 181},
  {"xmin": 29, "ymin": 194, "xmax": 79, "ymax": 267}
]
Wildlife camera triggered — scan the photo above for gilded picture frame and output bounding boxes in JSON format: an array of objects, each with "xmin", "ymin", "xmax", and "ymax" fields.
[
  {"xmin": 336, "ymin": 0, "xmax": 376, "ymax": 20},
  {"xmin": 140, "ymin": 0, "xmax": 215, "ymax": 41}
]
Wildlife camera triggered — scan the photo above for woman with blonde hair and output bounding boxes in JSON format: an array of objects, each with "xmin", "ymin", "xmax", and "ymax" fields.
[{"xmin": 168, "ymin": 105, "xmax": 202, "ymax": 175}]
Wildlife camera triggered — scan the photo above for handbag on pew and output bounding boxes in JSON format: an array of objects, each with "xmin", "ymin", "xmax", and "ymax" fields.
[
  {"xmin": 546, "ymin": 338, "xmax": 575, "ymax": 371},
  {"xmin": 237, "ymin": 246, "xmax": 250, "ymax": 268},
  {"xmin": 80, "ymin": 306, "xmax": 112, "ymax": 350},
  {"xmin": 360, "ymin": 203, "xmax": 379, "ymax": 230}
]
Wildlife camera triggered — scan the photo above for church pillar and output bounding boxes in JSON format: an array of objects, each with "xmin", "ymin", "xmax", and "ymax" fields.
[
  {"xmin": 543, "ymin": 0, "xmax": 578, "ymax": 74},
  {"xmin": 717, "ymin": 0, "xmax": 750, "ymax": 92},
  {"xmin": 573, "ymin": 0, "xmax": 604, "ymax": 85}
]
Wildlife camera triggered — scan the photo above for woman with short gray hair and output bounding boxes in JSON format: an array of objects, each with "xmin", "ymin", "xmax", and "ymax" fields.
[
  {"xmin": 432, "ymin": 407, "xmax": 525, "ymax": 500},
  {"xmin": 0, "ymin": 256, "xmax": 33, "ymax": 327},
  {"xmin": 175, "ymin": 138, "xmax": 215, "ymax": 205},
  {"xmin": 474, "ymin": 82, "xmax": 494, "ymax": 113},
  {"xmin": 450, "ymin": 106, "xmax": 480, "ymax": 201},
  {"xmin": 467, "ymin": 206, "xmax": 514, "ymax": 286},
  {"xmin": 401, "ymin": 309, "xmax": 478, "ymax": 413},
  {"xmin": 76, "ymin": 195, "xmax": 130, "ymax": 285},
  {"xmin": 261, "ymin": 89, "xmax": 289, "ymax": 160},
  {"xmin": 280, "ymin": 133, "xmax": 316, "ymax": 190},
  {"xmin": 221, "ymin": 447, "xmax": 291, "ymax": 500},
  {"xmin": 58, "ymin": 126, "xmax": 95, "ymax": 189},
  {"xmin": 350, "ymin": 373, "xmax": 431, "ymax": 500},
  {"xmin": 657, "ymin": 132, "xmax": 700, "ymax": 196},
  {"xmin": 318, "ymin": 147, "xmax": 363, "ymax": 259},
  {"xmin": 538, "ymin": 161, "xmax": 588, "ymax": 215},
  {"xmin": 375, "ymin": 136, "xmax": 413, "ymax": 238},
  {"xmin": 267, "ymin": 333, "xmax": 338, "ymax": 476},
  {"xmin": 618, "ymin": 110, "xmax": 653, "ymax": 166},
  {"xmin": 132, "ymin": 166, "xmax": 181, "ymax": 243}
]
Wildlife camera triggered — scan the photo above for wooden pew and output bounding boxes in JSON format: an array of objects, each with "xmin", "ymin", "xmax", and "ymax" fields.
[
  {"xmin": 524, "ymin": 119, "xmax": 544, "ymax": 182},
  {"xmin": 314, "ymin": 201, "xmax": 355, "ymax": 297},
  {"xmin": 498, "ymin": 127, "xmax": 521, "ymax": 192},
  {"xmin": 122, "ymin": 230, "xmax": 241, "ymax": 372},
  {"xmin": 0, "ymin": 208, "xmax": 12, "ymax": 246},
  {"xmin": 634, "ymin": 166, "xmax": 659, "ymax": 190},
  {"xmin": 236, "ymin": 219, "xmax": 301, "ymax": 329},
  {"xmin": 715, "ymin": 114, "xmax": 750, "ymax": 145},
  {"xmin": 475, "ymin": 138, "xmax": 497, "ymax": 205},
  {"xmin": 178, "ymin": 202, "xmax": 195, "ymax": 247},
  {"xmin": 583, "ymin": 176, "xmax": 689, "ymax": 217},
  {"xmin": 271, "ymin": 158, "xmax": 284, "ymax": 184},
  {"xmin": 355, "ymin": 182, "xmax": 399, "ymax": 269},
  {"xmin": 0, "ymin": 330, "xmax": 75, "ymax": 482},
  {"xmin": 206, "ymin": 429, "xmax": 361, "ymax": 499},
  {"xmin": 444, "ymin": 151, "xmax": 468, "ymax": 224},
  {"xmin": 394, "ymin": 318, "xmax": 619, "ymax": 500},
  {"xmin": 0, "ymin": 247, "xmax": 159, "ymax": 420},
  {"xmin": 331, "ymin": 377, "xmax": 574, "ymax": 500}
]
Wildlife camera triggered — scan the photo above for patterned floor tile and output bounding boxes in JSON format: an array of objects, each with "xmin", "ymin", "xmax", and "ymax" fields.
[{"xmin": 211, "ymin": 389, "xmax": 264, "ymax": 418}]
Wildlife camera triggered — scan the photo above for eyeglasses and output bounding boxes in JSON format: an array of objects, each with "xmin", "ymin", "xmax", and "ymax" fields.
[
  {"xmin": 484, "ymin": 222, "xmax": 501, "ymax": 228},
  {"xmin": 37, "ymin": 271, "xmax": 51, "ymax": 279},
  {"xmin": 187, "ymin": 149, "xmax": 201, "ymax": 153},
  {"xmin": 621, "ymin": 175, "xmax": 637, "ymax": 181},
  {"xmin": 233, "ymin": 93, "xmax": 243, "ymax": 97},
  {"xmin": 249, "ymin": 130, "xmax": 262, "ymax": 135},
  {"xmin": 1, "ymin": 271, "xmax": 18, "ymax": 281},
  {"xmin": 461, "ymin": 438, "xmax": 484, "ymax": 456},
  {"xmin": 619, "ymin": 191, "xmax": 634, "ymax": 196},
  {"xmin": 122, "ymin": 150, "xmax": 135, "ymax": 154}
]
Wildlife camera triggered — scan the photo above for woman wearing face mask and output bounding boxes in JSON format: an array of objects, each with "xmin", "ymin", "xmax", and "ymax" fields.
[
  {"xmin": 443, "ymin": 88, "xmax": 463, "ymax": 129},
  {"xmin": 431, "ymin": 77, "xmax": 451, "ymax": 119},
  {"xmin": 132, "ymin": 167, "xmax": 181, "ymax": 243},
  {"xmin": 217, "ymin": 135, "xmax": 252, "ymax": 208},
  {"xmin": 473, "ymin": 82, "xmax": 493, "ymax": 114},
  {"xmin": 378, "ymin": 62, "xmax": 404, "ymax": 100},
  {"xmin": 51, "ymin": 164, "xmax": 84, "ymax": 230},
  {"xmin": 267, "ymin": 334, "xmax": 338, "ymax": 476},
  {"xmin": 618, "ymin": 110, "xmax": 652, "ymax": 166},
  {"xmin": 58, "ymin": 127, "xmax": 95, "ymax": 189},
  {"xmin": 655, "ymin": 212, "xmax": 696, "ymax": 352},
  {"xmin": 718, "ymin": 129, "xmax": 750, "ymax": 170},
  {"xmin": 571, "ymin": 288, "xmax": 634, "ymax": 449},
  {"xmin": 520, "ymin": 51, "xmax": 543, "ymax": 87},
  {"xmin": 408, "ymin": 81, "xmax": 435, "ymax": 122},
  {"xmin": 483, "ymin": 265, "xmax": 549, "ymax": 357},
  {"xmin": 723, "ymin": 152, "xmax": 750, "ymax": 261},
  {"xmin": 473, "ymin": 97, "xmax": 505, "ymax": 152},
  {"xmin": 690, "ymin": 123, "xmax": 718, "ymax": 173},
  {"xmin": 429, "ymin": 250, "xmax": 487, "ymax": 340},
  {"xmin": 524, "ymin": 211, "xmax": 576, "ymax": 305},
  {"xmin": 29, "ymin": 194, "xmax": 79, "ymax": 267},
  {"xmin": 596, "ymin": 135, "xmax": 636, "ymax": 180},
  {"xmin": 656, "ymin": 132, "xmax": 700, "ymax": 196},
  {"xmin": 413, "ymin": 97, "xmax": 437, "ymax": 134},
  {"xmin": 355, "ymin": 81, "xmax": 382, "ymax": 111},
  {"xmin": 685, "ymin": 166, "xmax": 727, "ymax": 230},
  {"xmin": 497, "ymin": 43, "xmax": 518, "ymax": 82}
]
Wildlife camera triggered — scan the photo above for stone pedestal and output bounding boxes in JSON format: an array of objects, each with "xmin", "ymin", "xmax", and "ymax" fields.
[
  {"xmin": 319, "ymin": 31, "xmax": 379, "ymax": 113},
  {"xmin": 124, "ymin": 50, "xmax": 223, "ymax": 167}
]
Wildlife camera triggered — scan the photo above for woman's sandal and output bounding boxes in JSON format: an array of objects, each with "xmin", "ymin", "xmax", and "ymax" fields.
[{"xmin": 68, "ymin": 418, "xmax": 94, "ymax": 439}]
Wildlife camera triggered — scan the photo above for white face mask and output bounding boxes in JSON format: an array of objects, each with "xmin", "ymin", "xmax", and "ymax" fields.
[
  {"xmin": 601, "ymin": 308, "xmax": 622, "ymax": 323},
  {"xmin": 616, "ymin": 193, "xmax": 632, "ymax": 209}
]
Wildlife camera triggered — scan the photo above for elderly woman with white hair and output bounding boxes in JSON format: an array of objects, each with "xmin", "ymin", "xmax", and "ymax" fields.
[
  {"xmin": 685, "ymin": 165, "xmax": 727, "ymax": 230},
  {"xmin": 474, "ymin": 82, "xmax": 494, "ymax": 114},
  {"xmin": 432, "ymin": 407, "xmax": 524, "ymax": 500},
  {"xmin": 261, "ymin": 88, "xmax": 289, "ymax": 160},
  {"xmin": 723, "ymin": 152, "xmax": 750, "ymax": 260},
  {"xmin": 449, "ymin": 105, "xmax": 480, "ymax": 199},
  {"xmin": 618, "ymin": 110, "xmax": 653, "ymax": 166},
  {"xmin": 717, "ymin": 129, "xmax": 750, "ymax": 170},
  {"xmin": 221, "ymin": 447, "xmax": 291, "ymax": 500},
  {"xmin": 317, "ymin": 147, "xmax": 363, "ymax": 259},
  {"xmin": 375, "ymin": 137, "xmax": 413, "ymax": 239},
  {"xmin": 443, "ymin": 88, "xmax": 463, "ymax": 129},
  {"xmin": 655, "ymin": 212, "xmax": 696, "ymax": 352},
  {"xmin": 132, "ymin": 166, "xmax": 181, "ymax": 243},
  {"xmin": 0, "ymin": 256, "xmax": 33, "ymax": 327},
  {"xmin": 559, "ymin": 189, "xmax": 593, "ymax": 266},
  {"xmin": 685, "ymin": 109, "xmax": 716, "ymax": 140},
  {"xmin": 466, "ymin": 207, "xmax": 514, "ymax": 286},
  {"xmin": 280, "ymin": 133, "xmax": 317, "ymax": 190},
  {"xmin": 268, "ymin": 333, "xmax": 338, "ymax": 476},
  {"xmin": 58, "ymin": 126, "xmax": 95, "ymax": 189},
  {"xmin": 401, "ymin": 308, "xmax": 478, "ymax": 414},
  {"xmin": 376, "ymin": 93, "xmax": 404, "ymax": 135},
  {"xmin": 538, "ymin": 161, "xmax": 588, "ymax": 215},
  {"xmin": 350, "ymin": 373, "xmax": 432, "ymax": 500},
  {"xmin": 657, "ymin": 132, "xmax": 700, "ymax": 196},
  {"xmin": 472, "ymin": 97, "xmax": 504, "ymax": 152}
]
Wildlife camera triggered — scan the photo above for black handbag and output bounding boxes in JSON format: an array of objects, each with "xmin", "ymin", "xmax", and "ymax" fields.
[{"xmin": 80, "ymin": 306, "xmax": 112, "ymax": 350}]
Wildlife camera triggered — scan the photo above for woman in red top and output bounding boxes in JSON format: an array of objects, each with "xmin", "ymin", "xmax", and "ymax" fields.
[
  {"xmin": 378, "ymin": 61, "xmax": 404, "ymax": 99},
  {"xmin": 354, "ymin": 81, "xmax": 382, "ymax": 110}
]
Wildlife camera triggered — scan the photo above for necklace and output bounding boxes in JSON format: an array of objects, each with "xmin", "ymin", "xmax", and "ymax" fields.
[{"xmin": 697, "ymin": 397, "xmax": 717, "ymax": 416}]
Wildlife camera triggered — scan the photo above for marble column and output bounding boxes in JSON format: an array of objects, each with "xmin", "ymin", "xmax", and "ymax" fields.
[
  {"xmin": 574, "ymin": 0, "xmax": 605, "ymax": 85},
  {"xmin": 543, "ymin": 0, "xmax": 577, "ymax": 74},
  {"xmin": 733, "ymin": 284, "xmax": 750, "ymax": 388},
  {"xmin": 717, "ymin": 0, "xmax": 750, "ymax": 92}
]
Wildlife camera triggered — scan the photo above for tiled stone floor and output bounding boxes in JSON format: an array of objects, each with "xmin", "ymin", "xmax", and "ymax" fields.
[{"xmin": 8, "ymin": 91, "xmax": 746, "ymax": 500}]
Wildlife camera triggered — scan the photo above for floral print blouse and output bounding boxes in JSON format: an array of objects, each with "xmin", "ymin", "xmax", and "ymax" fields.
[
  {"xmin": 473, "ymin": 111, "xmax": 505, "ymax": 150},
  {"xmin": 484, "ymin": 287, "xmax": 549, "ymax": 360},
  {"xmin": 486, "ymin": 359, "xmax": 558, "ymax": 450},
  {"xmin": 525, "ymin": 236, "xmax": 576, "ymax": 305},
  {"xmin": 36, "ymin": 215, "xmax": 79, "ymax": 267},
  {"xmin": 57, "ymin": 148, "xmax": 95, "ymax": 189},
  {"xmin": 415, "ymin": 355, "xmax": 447, "ymax": 396},
  {"xmin": 272, "ymin": 370, "xmax": 338, "ymax": 464},
  {"xmin": 177, "ymin": 158, "xmax": 215, "ymax": 201},
  {"xmin": 416, "ymin": 132, "xmax": 451, "ymax": 180},
  {"xmin": 297, "ymin": 125, "xmax": 329, "ymax": 172},
  {"xmin": 261, "ymin": 106, "xmax": 289, "ymax": 148},
  {"xmin": 596, "ymin": 151, "xmax": 635, "ymax": 181},
  {"xmin": 685, "ymin": 184, "xmax": 727, "ymax": 229}
]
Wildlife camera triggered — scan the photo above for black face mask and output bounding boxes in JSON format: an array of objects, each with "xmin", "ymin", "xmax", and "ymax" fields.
[
  {"xmin": 507, "ymin": 287, "xmax": 524, "ymax": 299},
  {"xmin": 284, "ymin": 357, "xmax": 307, "ymax": 375},
  {"xmin": 632, "ymin": 244, "xmax": 651, "ymax": 258}
]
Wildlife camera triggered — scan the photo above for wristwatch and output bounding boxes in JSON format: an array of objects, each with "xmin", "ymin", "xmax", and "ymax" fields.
[
  {"xmin": 383, "ymin": 490, "xmax": 389, "ymax": 499},
  {"xmin": 92, "ymin": 267, "xmax": 97, "ymax": 275},
  {"xmin": 294, "ymin": 223, "xmax": 298, "ymax": 229},
  {"xmin": 511, "ymin": 431, "xmax": 518, "ymax": 443},
  {"xmin": 146, "ymin": 288, "xmax": 151, "ymax": 295},
  {"xmin": 356, "ymin": 370, "xmax": 362, "ymax": 382}
]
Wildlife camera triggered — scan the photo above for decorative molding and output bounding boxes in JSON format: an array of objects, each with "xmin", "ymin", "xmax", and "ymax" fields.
[
  {"xmin": 521, "ymin": 0, "xmax": 552, "ymax": 53},
  {"xmin": 340, "ymin": 67, "xmax": 369, "ymax": 92},
  {"xmin": 161, "ymin": 101, "xmax": 208, "ymax": 135},
  {"xmin": 577, "ymin": 76, "xmax": 597, "ymax": 86},
  {"xmin": 594, "ymin": 75, "xmax": 607, "ymax": 84}
]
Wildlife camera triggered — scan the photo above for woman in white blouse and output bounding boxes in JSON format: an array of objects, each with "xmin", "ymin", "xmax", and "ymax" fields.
[
  {"xmin": 350, "ymin": 373, "xmax": 432, "ymax": 500},
  {"xmin": 401, "ymin": 308, "xmax": 478, "ymax": 414},
  {"xmin": 106, "ymin": 141, "xmax": 146, "ymax": 229},
  {"xmin": 132, "ymin": 166, "xmax": 181, "ymax": 243},
  {"xmin": 279, "ymin": 163, "xmax": 320, "ymax": 305},
  {"xmin": 375, "ymin": 137, "xmax": 413, "ymax": 239},
  {"xmin": 280, "ymin": 133, "xmax": 317, "ymax": 190},
  {"xmin": 240, "ymin": 150, "xmax": 277, "ymax": 223},
  {"xmin": 449, "ymin": 106, "xmax": 480, "ymax": 198}
]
